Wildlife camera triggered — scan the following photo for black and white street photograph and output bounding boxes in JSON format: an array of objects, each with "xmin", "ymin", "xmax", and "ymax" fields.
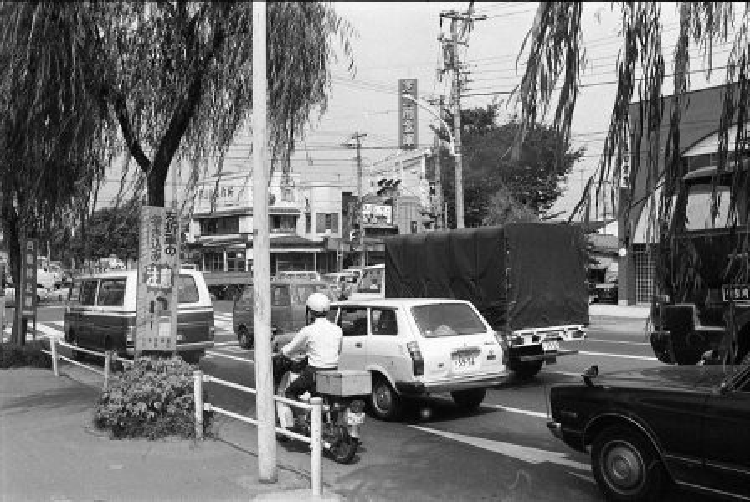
[{"xmin": 1, "ymin": 2, "xmax": 749, "ymax": 501}]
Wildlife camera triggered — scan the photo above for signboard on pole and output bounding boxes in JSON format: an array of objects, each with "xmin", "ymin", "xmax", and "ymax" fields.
[
  {"xmin": 136, "ymin": 206, "xmax": 179, "ymax": 353},
  {"xmin": 398, "ymin": 78, "xmax": 419, "ymax": 150},
  {"xmin": 21, "ymin": 239, "xmax": 38, "ymax": 317}
]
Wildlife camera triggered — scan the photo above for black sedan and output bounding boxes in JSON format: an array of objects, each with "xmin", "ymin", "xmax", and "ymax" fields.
[{"xmin": 547, "ymin": 364, "xmax": 750, "ymax": 501}]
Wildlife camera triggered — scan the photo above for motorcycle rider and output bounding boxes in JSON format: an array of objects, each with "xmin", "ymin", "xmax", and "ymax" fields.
[{"xmin": 280, "ymin": 292, "xmax": 343, "ymax": 401}]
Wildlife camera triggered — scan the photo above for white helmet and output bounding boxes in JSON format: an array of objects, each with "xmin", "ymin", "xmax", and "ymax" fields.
[{"xmin": 306, "ymin": 292, "xmax": 331, "ymax": 313}]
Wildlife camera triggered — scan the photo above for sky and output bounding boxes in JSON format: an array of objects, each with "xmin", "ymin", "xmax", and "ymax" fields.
[{"xmin": 96, "ymin": 2, "xmax": 733, "ymax": 221}]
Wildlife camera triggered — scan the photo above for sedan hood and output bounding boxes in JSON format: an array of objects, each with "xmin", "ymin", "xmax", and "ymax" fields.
[{"xmin": 593, "ymin": 365, "xmax": 733, "ymax": 392}]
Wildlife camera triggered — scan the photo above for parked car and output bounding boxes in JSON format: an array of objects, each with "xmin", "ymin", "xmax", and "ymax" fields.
[
  {"xmin": 547, "ymin": 364, "xmax": 750, "ymax": 501},
  {"xmin": 233, "ymin": 279, "xmax": 336, "ymax": 350},
  {"xmin": 330, "ymin": 298, "xmax": 509, "ymax": 421}
]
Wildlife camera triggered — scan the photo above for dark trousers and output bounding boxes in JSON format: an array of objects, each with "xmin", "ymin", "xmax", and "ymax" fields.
[{"xmin": 285, "ymin": 364, "xmax": 322, "ymax": 400}]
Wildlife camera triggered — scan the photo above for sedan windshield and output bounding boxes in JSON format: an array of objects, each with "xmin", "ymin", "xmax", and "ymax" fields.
[{"xmin": 411, "ymin": 303, "xmax": 486, "ymax": 337}]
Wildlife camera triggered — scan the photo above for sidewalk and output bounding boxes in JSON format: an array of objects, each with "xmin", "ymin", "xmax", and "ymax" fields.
[
  {"xmin": 0, "ymin": 366, "xmax": 340, "ymax": 502},
  {"xmin": 588, "ymin": 303, "xmax": 650, "ymax": 319}
]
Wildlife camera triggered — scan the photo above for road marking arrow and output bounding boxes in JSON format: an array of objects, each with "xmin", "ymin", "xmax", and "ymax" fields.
[{"xmin": 410, "ymin": 425, "xmax": 590, "ymax": 471}]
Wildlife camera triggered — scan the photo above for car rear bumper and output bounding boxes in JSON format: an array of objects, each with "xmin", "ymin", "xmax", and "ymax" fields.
[
  {"xmin": 515, "ymin": 348, "xmax": 579, "ymax": 362},
  {"xmin": 396, "ymin": 372, "xmax": 510, "ymax": 395}
]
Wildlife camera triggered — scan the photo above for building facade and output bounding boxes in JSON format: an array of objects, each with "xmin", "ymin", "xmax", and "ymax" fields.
[{"xmin": 619, "ymin": 84, "xmax": 741, "ymax": 305}]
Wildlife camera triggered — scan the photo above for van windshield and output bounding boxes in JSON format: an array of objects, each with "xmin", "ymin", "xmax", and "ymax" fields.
[{"xmin": 411, "ymin": 303, "xmax": 486, "ymax": 337}]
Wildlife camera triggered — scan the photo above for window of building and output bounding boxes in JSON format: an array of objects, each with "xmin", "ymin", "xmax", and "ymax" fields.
[
  {"xmin": 199, "ymin": 216, "xmax": 239, "ymax": 236},
  {"xmin": 633, "ymin": 244, "xmax": 655, "ymax": 305},
  {"xmin": 271, "ymin": 214, "xmax": 297, "ymax": 234},
  {"xmin": 203, "ymin": 252, "xmax": 224, "ymax": 272},
  {"xmin": 227, "ymin": 251, "xmax": 246, "ymax": 272},
  {"xmin": 410, "ymin": 221, "xmax": 417, "ymax": 233},
  {"xmin": 315, "ymin": 213, "xmax": 339, "ymax": 233},
  {"xmin": 271, "ymin": 285, "xmax": 291, "ymax": 307},
  {"xmin": 282, "ymin": 188, "xmax": 294, "ymax": 202},
  {"xmin": 305, "ymin": 213, "xmax": 311, "ymax": 233}
]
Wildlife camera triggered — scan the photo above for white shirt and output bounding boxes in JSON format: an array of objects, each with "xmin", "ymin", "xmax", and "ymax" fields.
[{"xmin": 281, "ymin": 317, "xmax": 343, "ymax": 369}]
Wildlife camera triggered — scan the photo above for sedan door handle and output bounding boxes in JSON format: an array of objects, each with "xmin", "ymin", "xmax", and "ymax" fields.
[{"xmin": 355, "ymin": 342, "xmax": 363, "ymax": 348}]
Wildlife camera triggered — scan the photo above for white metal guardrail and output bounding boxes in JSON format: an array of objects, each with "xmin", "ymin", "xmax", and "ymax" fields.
[
  {"xmin": 193, "ymin": 370, "xmax": 323, "ymax": 498},
  {"xmin": 43, "ymin": 339, "xmax": 324, "ymax": 498},
  {"xmin": 43, "ymin": 338, "xmax": 133, "ymax": 389}
]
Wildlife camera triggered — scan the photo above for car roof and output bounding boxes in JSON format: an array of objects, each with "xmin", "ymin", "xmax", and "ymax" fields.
[{"xmin": 332, "ymin": 298, "xmax": 473, "ymax": 308}]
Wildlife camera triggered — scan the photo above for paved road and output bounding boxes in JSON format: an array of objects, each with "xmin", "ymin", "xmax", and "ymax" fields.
[{"xmin": 4, "ymin": 305, "xmax": 712, "ymax": 501}]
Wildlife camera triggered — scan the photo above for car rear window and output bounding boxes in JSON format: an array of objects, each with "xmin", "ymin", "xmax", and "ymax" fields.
[
  {"xmin": 411, "ymin": 303, "xmax": 486, "ymax": 337},
  {"xmin": 80, "ymin": 280, "xmax": 98, "ymax": 306},
  {"xmin": 97, "ymin": 278, "xmax": 126, "ymax": 306},
  {"xmin": 177, "ymin": 274, "xmax": 200, "ymax": 304}
]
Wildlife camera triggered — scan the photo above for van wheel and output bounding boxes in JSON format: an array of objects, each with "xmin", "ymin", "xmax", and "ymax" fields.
[
  {"xmin": 511, "ymin": 360, "xmax": 543, "ymax": 380},
  {"xmin": 451, "ymin": 388, "xmax": 486, "ymax": 411},
  {"xmin": 238, "ymin": 325, "xmax": 253, "ymax": 350},
  {"xmin": 369, "ymin": 375, "xmax": 402, "ymax": 421}
]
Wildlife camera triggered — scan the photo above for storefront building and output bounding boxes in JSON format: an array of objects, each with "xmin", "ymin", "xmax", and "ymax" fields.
[{"xmin": 619, "ymin": 84, "xmax": 740, "ymax": 305}]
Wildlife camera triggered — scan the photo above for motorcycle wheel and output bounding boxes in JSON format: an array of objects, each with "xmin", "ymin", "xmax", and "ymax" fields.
[{"xmin": 327, "ymin": 427, "xmax": 358, "ymax": 464}]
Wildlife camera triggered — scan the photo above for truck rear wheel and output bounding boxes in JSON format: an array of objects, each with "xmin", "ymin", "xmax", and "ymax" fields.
[{"xmin": 511, "ymin": 360, "xmax": 543, "ymax": 380}]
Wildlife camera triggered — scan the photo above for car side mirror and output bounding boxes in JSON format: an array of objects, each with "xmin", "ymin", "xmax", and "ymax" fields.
[{"xmin": 582, "ymin": 365, "xmax": 599, "ymax": 387}]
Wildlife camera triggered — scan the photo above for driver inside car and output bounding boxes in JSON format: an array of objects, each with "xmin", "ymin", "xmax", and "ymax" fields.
[{"xmin": 281, "ymin": 292, "xmax": 343, "ymax": 401}]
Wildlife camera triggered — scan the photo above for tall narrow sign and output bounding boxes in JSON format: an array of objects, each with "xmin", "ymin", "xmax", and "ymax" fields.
[
  {"xmin": 136, "ymin": 206, "xmax": 178, "ymax": 354},
  {"xmin": 398, "ymin": 78, "xmax": 419, "ymax": 150}
]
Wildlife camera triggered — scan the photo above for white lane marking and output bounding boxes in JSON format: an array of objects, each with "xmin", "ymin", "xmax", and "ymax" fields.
[
  {"xmin": 410, "ymin": 425, "xmax": 590, "ymax": 471},
  {"xmin": 482, "ymin": 403, "xmax": 547, "ymax": 419},
  {"xmin": 579, "ymin": 350, "xmax": 658, "ymax": 361},
  {"xmin": 205, "ymin": 350, "xmax": 254, "ymax": 364},
  {"xmin": 213, "ymin": 341, "xmax": 239, "ymax": 347},
  {"xmin": 545, "ymin": 370, "xmax": 583, "ymax": 378},
  {"xmin": 585, "ymin": 338, "xmax": 650, "ymax": 346}
]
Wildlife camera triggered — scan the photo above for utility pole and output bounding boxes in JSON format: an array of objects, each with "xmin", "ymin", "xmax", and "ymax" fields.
[
  {"xmin": 252, "ymin": 1, "xmax": 276, "ymax": 483},
  {"xmin": 440, "ymin": 8, "xmax": 485, "ymax": 229},
  {"xmin": 345, "ymin": 132, "xmax": 367, "ymax": 267},
  {"xmin": 428, "ymin": 95, "xmax": 445, "ymax": 229}
]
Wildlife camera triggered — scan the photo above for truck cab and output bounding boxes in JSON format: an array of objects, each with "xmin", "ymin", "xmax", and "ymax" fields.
[{"xmin": 650, "ymin": 164, "xmax": 750, "ymax": 364}]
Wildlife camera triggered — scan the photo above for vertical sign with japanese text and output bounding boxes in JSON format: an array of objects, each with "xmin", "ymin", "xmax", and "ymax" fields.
[
  {"xmin": 398, "ymin": 78, "xmax": 419, "ymax": 150},
  {"xmin": 136, "ymin": 206, "xmax": 178, "ymax": 353},
  {"xmin": 21, "ymin": 239, "xmax": 38, "ymax": 318}
]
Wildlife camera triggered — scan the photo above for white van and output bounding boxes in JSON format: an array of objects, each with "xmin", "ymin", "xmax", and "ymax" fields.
[{"xmin": 64, "ymin": 269, "xmax": 214, "ymax": 363}]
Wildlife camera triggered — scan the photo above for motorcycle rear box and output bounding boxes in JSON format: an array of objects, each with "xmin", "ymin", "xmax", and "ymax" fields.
[{"xmin": 316, "ymin": 370, "xmax": 372, "ymax": 397}]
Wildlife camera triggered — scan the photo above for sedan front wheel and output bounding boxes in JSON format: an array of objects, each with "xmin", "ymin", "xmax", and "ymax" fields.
[{"xmin": 591, "ymin": 426, "xmax": 667, "ymax": 502}]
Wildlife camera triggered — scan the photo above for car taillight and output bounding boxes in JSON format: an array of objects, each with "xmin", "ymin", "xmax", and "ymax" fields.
[{"xmin": 406, "ymin": 341, "xmax": 424, "ymax": 376}]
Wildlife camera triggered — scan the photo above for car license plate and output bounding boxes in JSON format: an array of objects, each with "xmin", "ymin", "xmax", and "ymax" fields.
[
  {"xmin": 346, "ymin": 412, "xmax": 365, "ymax": 425},
  {"xmin": 542, "ymin": 340, "xmax": 559, "ymax": 352},
  {"xmin": 452, "ymin": 350, "xmax": 479, "ymax": 370}
]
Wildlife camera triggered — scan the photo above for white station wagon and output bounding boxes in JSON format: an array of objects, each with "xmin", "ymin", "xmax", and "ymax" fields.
[{"xmin": 330, "ymin": 298, "xmax": 509, "ymax": 420}]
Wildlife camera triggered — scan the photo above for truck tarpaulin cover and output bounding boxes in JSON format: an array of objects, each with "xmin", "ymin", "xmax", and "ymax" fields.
[{"xmin": 384, "ymin": 223, "xmax": 588, "ymax": 330}]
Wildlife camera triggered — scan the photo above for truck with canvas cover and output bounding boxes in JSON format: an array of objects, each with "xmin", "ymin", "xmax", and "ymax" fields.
[{"xmin": 384, "ymin": 223, "xmax": 588, "ymax": 379}]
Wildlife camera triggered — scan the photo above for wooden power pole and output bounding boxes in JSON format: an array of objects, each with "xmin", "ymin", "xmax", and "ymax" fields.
[
  {"xmin": 440, "ymin": 8, "xmax": 485, "ymax": 229},
  {"xmin": 252, "ymin": 0, "xmax": 276, "ymax": 483},
  {"xmin": 347, "ymin": 132, "xmax": 367, "ymax": 267}
]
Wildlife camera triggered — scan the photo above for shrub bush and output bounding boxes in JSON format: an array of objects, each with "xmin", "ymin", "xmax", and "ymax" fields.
[
  {"xmin": 0, "ymin": 340, "xmax": 52, "ymax": 369},
  {"xmin": 94, "ymin": 356, "xmax": 212, "ymax": 440}
]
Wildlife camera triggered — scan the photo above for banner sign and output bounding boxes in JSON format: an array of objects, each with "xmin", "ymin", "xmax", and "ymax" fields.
[
  {"xmin": 136, "ymin": 206, "xmax": 179, "ymax": 352},
  {"xmin": 398, "ymin": 79, "xmax": 418, "ymax": 150},
  {"xmin": 20, "ymin": 238, "xmax": 38, "ymax": 317}
]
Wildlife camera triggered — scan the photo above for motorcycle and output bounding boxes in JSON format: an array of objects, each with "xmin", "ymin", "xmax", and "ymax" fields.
[{"xmin": 272, "ymin": 352, "xmax": 370, "ymax": 464}]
